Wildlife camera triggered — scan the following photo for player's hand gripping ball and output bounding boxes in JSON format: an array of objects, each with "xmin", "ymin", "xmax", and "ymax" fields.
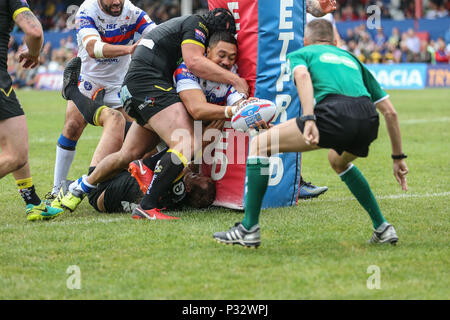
[{"xmin": 231, "ymin": 98, "xmax": 277, "ymax": 132}]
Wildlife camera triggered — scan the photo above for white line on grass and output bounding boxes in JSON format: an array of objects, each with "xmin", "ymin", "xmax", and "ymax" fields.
[
  {"xmin": 317, "ymin": 191, "xmax": 450, "ymax": 202},
  {"xmin": 2, "ymin": 192, "xmax": 449, "ymax": 231},
  {"xmin": 400, "ymin": 117, "xmax": 450, "ymax": 124}
]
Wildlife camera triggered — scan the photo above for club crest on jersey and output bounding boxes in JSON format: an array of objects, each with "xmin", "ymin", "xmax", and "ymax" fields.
[
  {"xmin": 120, "ymin": 24, "xmax": 129, "ymax": 34},
  {"xmin": 195, "ymin": 29, "xmax": 206, "ymax": 44},
  {"xmin": 84, "ymin": 81, "xmax": 92, "ymax": 91}
]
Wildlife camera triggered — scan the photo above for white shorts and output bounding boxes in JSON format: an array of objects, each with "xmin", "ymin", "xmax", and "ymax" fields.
[{"xmin": 78, "ymin": 74, "xmax": 122, "ymax": 109}]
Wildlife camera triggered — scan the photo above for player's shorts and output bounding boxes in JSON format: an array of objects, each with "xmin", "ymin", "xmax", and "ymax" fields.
[
  {"xmin": 296, "ymin": 94, "xmax": 379, "ymax": 158},
  {"xmin": 0, "ymin": 76, "xmax": 24, "ymax": 121},
  {"xmin": 119, "ymin": 79, "xmax": 181, "ymax": 126},
  {"xmin": 78, "ymin": 74, "xmax": 122, "ymax": 109},
  {"xmin": 87, "ymin": 169, "xmax": 143, "ymax": 213}
]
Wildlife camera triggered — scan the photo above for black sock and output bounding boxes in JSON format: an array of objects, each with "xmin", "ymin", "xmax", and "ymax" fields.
[
  {"xmin": 143, "ymin": 147, "xmax": 169, "ymax": 171},
  {"xmin": 140, "ymin": 151, "xmax": 186, "ymax": 210},
  {"xmin": 19, "ymin": 185, "xmax": 41, "ymax": 206},
  {"xmin": 67, "ymin": 85, "xmax": 102, "ymax": 125}
]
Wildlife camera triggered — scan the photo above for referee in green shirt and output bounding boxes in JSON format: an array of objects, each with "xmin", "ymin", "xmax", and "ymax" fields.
[{"xmin": 213, "ymin": 19, "xmax": 409, "ymax": 248}]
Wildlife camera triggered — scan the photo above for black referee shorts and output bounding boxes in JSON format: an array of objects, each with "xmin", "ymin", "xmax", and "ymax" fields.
[
  {"xmin": 0, "ymin": 84, "xmax": 24, "ymax": 120},
  {"xmin": 296, "ymin": 94, "xmax": 379, "ymax": 157}
]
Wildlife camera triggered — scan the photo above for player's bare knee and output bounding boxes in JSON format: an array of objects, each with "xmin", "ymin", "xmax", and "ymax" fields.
[
  {"xmin": 63, "ymin": 118, "xmax": 86, "ymax": 139},
  {"xmin": 249, "ymin": 135, "xmax": 271, "ymax": 157},
  {"xmin": 102, "ymin": 109, "xmax": 125, "ymax": 128}
]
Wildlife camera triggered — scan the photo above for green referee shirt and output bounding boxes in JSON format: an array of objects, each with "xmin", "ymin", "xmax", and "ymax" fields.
[{"xmin": 287, "ymin": 44, "xmax": 388, "ymax": 104}]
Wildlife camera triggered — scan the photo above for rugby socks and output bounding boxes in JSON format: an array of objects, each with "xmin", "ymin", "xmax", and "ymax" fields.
[
  {"xmin": 140, "ymin": 149, "xmax": 187, "ymax": 210},
  {"xmin": 70, "ymin": 175, "xmax": 97, "ymax": 194},
  {"xmin": 242, "ymin": 156, "xmax": 270, "ymax": 230},
  {"xmin": 339, "ymin": 164, "xmax": 387, "ymax": 229},
  {"xmin": 16, "ymin": 177, "xmax": 41, "ymax": 206},
  {"xmin": 53, "ymin": 134, "xmax": 77, "ymax": 195},
  {"xmin": 143, "ymin": 147, "xmax": 169, "ymax": 171}
]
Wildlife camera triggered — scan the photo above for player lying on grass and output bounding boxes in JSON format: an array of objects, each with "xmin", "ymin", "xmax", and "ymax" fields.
[
  {"xmin": 89, "ymin": 148, "xmax": 216, "ymax": 216},
  {"xmin": 213, "ymin": 19, "xmax": 409, "ymax": 248}
]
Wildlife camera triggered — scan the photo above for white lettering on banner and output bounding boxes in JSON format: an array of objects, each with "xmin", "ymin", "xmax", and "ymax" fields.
[
  {"xmin": 269, "ymin": 0, "xmax": 295, "ymax": 186},
  {"xmin": 227, "ymin": 2, "xmax": 240, "ymax": 31},
  {"xmin": 372, "ymin": 69, "xmax": 423, "ymax": 88},
  {"xmin": 279, "ymin": 0, "xmax": 293, "ymax": 29},
  {"xmin": 269, "ymin": 156, "xmax": 284, "ymax": 186}
]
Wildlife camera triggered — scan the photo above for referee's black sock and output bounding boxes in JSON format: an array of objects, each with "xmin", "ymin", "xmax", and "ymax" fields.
[{"xmin": 140, "ymin": 150, "xmax": 187, "ymax": 210}]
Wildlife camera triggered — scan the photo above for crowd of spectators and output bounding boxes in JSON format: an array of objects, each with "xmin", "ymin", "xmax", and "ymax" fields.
[
  {"xmin": 334, "ymin": 0, "xmax": 448, "ymax": 21},
  {"xmin": 340, "ymin": 25, "xmax": 450, "ymax": 64},
  {"xmin": 7, "ymin": 0, "xmax": 450, "ymax": 89}
]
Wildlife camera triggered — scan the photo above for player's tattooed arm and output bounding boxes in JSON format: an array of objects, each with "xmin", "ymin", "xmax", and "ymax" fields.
[
  {"xmin": 307, "ymin": 0, "xmax": 337, "ymax": 17},
  {"xmin": 14, "ymin": 10, "xmax": 43, "ymax": 67}
]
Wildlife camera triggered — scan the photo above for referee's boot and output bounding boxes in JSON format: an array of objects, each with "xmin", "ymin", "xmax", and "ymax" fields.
[
  {"xmin": 213, "ymin": 222, "xmax": 261, "ymax": 248},
  {"xmin": 62, "ymin": 57, "xmax": 81, "ymax": 100},
  {"xmin": 369, "ymin": 223, "xmax": 399, "ymax": 245},
  {"xmin": 298, "ymin": 176, "xmax": 328, "ymax": 199}
]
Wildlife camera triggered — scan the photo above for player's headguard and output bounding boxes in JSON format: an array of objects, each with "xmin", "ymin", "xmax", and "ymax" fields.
[{"xmin": 203, "ymin": 8, "xmax": 236, "ymax": 35}]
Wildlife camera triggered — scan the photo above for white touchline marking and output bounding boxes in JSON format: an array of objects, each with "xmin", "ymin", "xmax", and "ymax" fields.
[
  {"xmin": 318, "ymin": 192, "xmax": 450, "ymax": 202},
  {"xmin": 400, "ymin": 117, "xmax": 450, "ymax": 124},
  {"xmin": 1, "ymin": 217, "xmax": 129, "ymax": 231}
]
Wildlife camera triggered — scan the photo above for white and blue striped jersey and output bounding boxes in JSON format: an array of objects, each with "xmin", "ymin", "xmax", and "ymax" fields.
[
  {"xmin": 174, "ymin": 62, "xmax": 244, "ymax": 106},
  {"xmin": 75, "ymin": 0, "xmax": 155, "ymax": 86}
]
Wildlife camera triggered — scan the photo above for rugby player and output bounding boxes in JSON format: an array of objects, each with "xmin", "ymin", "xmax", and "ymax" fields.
[
  {"xmin": 49, "ymin": 0, "xmax": 156, "ymax": 200},
  {"xmin": 213, "ymin": 19, "xmax": 408, "ymax": 247},
  {"xmin": 58, "ymin": 8, "xmax": 248, "ymax": 219},
  {"xmin": 0, "ymin": 0, "xmax": 63, "ymax": 220}
]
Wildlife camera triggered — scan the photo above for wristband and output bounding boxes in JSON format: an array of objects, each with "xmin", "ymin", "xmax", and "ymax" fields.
[
  {"xmin": 300, "ymin": 114, "xmax": 316, "ymax": 122},
  {"xmin": 391, "ymin": 153, "xmax": 407, "ymax": 160},
  {"xmin": 94, "ymin": 41, "xmax": 105, "ymax": 58},
  {"xmin": 224, "ymin": 106, "xmax": 231, "ymax": 118}
]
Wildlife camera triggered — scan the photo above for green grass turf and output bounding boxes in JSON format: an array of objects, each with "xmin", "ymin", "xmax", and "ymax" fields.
[{"xmin": 0, "ymin": 89, "xmax": 449, "ymax": 299}]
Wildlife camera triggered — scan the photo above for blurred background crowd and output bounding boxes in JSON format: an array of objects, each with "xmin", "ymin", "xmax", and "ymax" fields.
[{"xmin": 7, "ymin": 0, "xmax": 450, "ymax": 89}]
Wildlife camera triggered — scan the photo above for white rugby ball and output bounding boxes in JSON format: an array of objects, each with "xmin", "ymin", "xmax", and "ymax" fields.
[{"xmin": 231, "ymin": 99, "xmax": 277, "ymax": 132}]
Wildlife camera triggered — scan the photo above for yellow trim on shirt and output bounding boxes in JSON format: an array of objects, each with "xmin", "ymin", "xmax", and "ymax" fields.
[
  {"xmin": 167, "ymin": 149, "xmax": 188, "ymax": 167},
  {"xmin": 154, "ymin": 85, "xmax": 173, "ymax": 92},
  {"xmin": 181, "ymin": 39, "xmax": 205, "ymax": 49},
  {"xmin": 0, "ymin": 87, "xmax": 13, "ymax": 97},
  {"xmin": 13, "ymin": 7, "xmax": 31, "ymax": 21}
]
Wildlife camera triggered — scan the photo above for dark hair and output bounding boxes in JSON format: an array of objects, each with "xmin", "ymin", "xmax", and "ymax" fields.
[
  {"xmin": 185, "ymin": 178, "xmax": 216, "ymax": 208},
  {"xmin": 203, "ymin": 8, "xmax": 236, "ymax": 35},
  {"xmin": 305, "ymin": 19, "xmax": 334, "ymax": 44},
  {"xmin": 208, "ymin": 31, "xmax": 237, "ymax": 48}
]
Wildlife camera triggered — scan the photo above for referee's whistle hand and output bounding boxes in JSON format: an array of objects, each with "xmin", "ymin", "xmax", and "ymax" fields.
[
  {"xmin": 393, "ymin": 160, "xmax": 408, "ymax": 191},
  {"xmin": 304, "ymin": 122, "xmax": 319, "ymax": 145}
]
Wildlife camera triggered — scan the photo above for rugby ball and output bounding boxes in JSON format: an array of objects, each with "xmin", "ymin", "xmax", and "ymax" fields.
[{"xmin": 231, "ymin": 99, "xmax": 277, "ymax": 132}]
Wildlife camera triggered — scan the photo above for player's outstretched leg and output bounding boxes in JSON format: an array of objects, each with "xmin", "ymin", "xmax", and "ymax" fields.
[{"xmin": 329, "ymin": 150, "xmax": 398, "ymax": 244}]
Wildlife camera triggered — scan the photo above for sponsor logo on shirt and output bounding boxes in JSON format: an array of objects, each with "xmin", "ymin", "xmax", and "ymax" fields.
[{"xmin": 195, "ymin": 29, "xmax": 206, "ymax": 44}]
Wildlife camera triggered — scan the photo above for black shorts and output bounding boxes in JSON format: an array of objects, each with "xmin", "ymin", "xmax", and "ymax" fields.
[
  {"xmin": 0, "ymin": 82, "xmax": 24, "ymax": 120},
  {"xmin": 296, "ymin": 94, "xmax": 379, "ymax": 157},
  {"xmin": 87, "ymin": 170, "xmax": 143, "ymax": 213},
  {"xmin": 121, "ymin": 78, "xmax": 181, "ymax": 126}
]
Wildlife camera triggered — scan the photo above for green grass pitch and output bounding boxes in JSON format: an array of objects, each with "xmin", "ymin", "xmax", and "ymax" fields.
[{"xmin": 0, "ymin": 89, "xmax": 449, "ymax": 299}]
